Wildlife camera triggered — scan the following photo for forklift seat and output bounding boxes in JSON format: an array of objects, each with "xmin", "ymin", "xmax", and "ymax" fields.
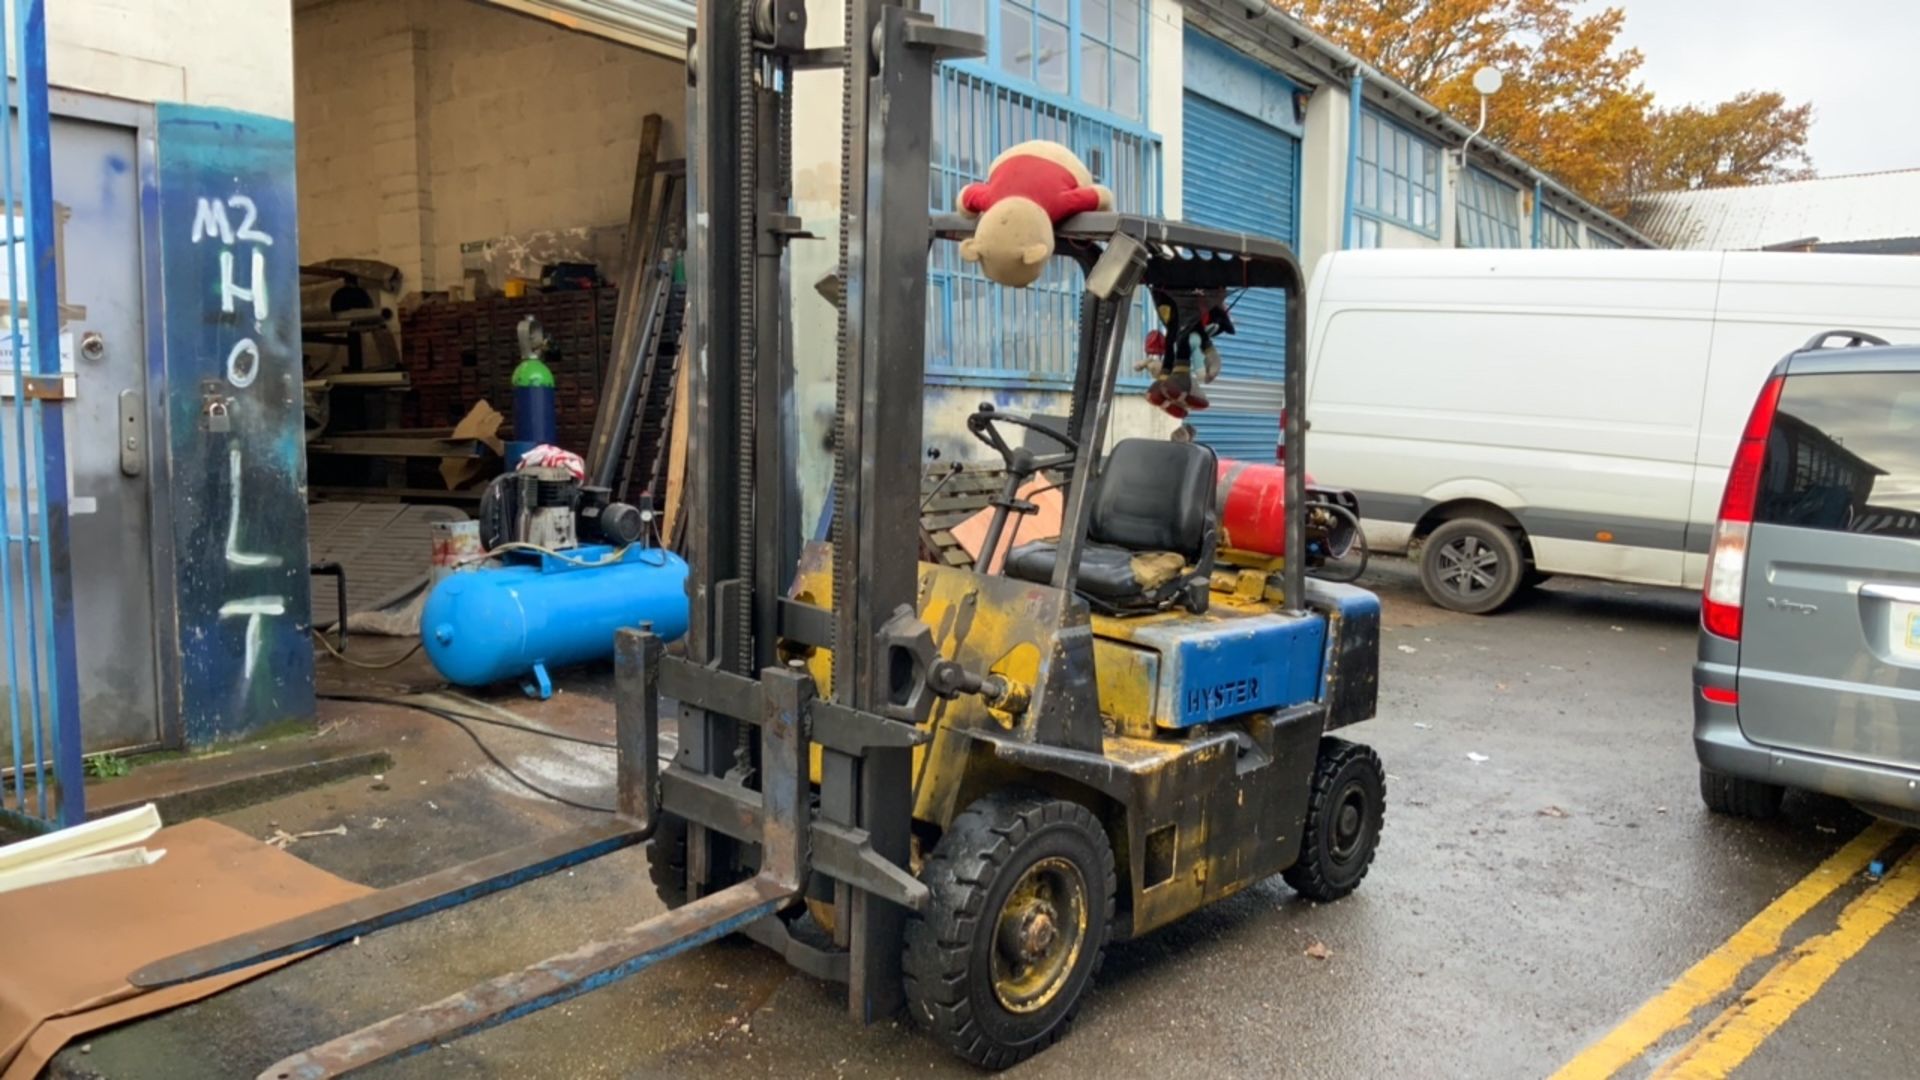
[{"xmin": 1003, "ymin": 438, "xmax": 1219, "ymax": 614}]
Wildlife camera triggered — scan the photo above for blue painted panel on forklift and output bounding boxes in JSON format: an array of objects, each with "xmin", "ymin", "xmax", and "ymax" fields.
[
  {"xmin": 1309, "ymin": 579, "xmax": 1383, "ymax": 623},
  {"xmin": 1129, "ymin": 613, "xmax": 1327, "ymax": 728},
  {"xmin": 1304, "ymin": 578, "xmax": 1383, "ymax": 730},
  {"xmin": 156, "ymin": 104, "xmax": 314, "ymax": 744}
]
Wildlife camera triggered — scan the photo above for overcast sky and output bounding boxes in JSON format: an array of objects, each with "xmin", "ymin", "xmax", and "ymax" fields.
[{"xmin": 1602, "ymin": 0, "xmax": 1917, "ymax": 177}]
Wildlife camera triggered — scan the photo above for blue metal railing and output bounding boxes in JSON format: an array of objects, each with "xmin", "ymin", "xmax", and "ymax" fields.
[
  {"xmin": 0, "ymin": 0, "xmax": 85, "ymax": 833},
  {"xmin": 927, "ymin": 65, "xmax": 1161, "ymax": 385}
]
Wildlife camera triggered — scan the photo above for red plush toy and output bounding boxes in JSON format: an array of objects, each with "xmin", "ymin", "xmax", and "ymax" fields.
[{"xmin": 956, "ymin": 140, "xmax": 1115, "ymax": 288}]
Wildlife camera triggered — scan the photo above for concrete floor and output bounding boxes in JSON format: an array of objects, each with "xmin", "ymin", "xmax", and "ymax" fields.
[{"xmin": 53, "ymin": 560, "xmax": 1915, "ymax": 1079}]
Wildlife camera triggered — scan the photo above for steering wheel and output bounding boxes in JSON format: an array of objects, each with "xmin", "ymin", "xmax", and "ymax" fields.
[{"xmin": 966, "ymin": 402, "xmax": 1080, "ymax": 477}]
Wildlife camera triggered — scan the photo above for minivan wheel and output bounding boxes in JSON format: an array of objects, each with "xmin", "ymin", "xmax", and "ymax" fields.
[
  {"xmin": 1699, "ymin": 767, "xmax": 1785, "ymax": 820},
  {"xmin": 1419, "ymin": 518, "xmax": 1525, "ymax": 614}
]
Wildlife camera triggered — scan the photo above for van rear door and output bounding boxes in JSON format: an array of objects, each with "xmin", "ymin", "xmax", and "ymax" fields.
[{"xmin": 1738, "ymin": 357, "xmax": 1920, "ymax": 770}]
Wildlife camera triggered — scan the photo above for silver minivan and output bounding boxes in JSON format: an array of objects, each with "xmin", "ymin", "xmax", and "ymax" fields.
[{"xmin": 1694, "ymin": 331, "xmax": 1920, "ymax": 824}]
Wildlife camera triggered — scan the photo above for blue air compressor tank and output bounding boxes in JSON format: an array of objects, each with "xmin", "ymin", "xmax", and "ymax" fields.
[{"xmin": 422, "ymin": 544, "xmax": 689, "ymax": 692}]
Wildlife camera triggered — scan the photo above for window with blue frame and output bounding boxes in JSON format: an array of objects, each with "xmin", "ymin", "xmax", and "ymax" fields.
[
  {"xmin": 923, "ymin": 0, "xmax": 1160, "ymax": 384},
  {"xmin": 1457, "ymin": 167, "xmax": 1522, "ymax": 247},
  {"xmin": 1079, "ymin": 0, "xmax": 1143, "ymax": 119},
  {"xmin": 1355, "ymin": 110, "xmax": 1440, "ymax": 238},
  {"xmin": 1587, "ymin": 230, "xmax": 1624, "ymax": 249},
  {"xmin": 1538, "ymin": 205, "xmax": 1579, "ymax": 249},
  {"xmin": 933, "ymin": 0, "xmax": 1147, "ymax": 119}
]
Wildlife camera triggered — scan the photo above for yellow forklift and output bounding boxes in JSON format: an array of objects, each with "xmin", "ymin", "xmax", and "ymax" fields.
[{"xmin": 131, "ymin": 0, "xmax": 1384, "ymax": 1072}]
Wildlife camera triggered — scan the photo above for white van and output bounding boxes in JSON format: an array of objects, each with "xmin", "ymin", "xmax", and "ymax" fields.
[{"xmin": 1303, "ymin": 249, "xmax": 1920, "ymax": 613}]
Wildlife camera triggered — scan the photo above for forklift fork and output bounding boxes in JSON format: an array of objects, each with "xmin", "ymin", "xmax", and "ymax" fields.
[{"xmin": 217, "ymin": 626, "xmax": 924, "ymax": 1080}]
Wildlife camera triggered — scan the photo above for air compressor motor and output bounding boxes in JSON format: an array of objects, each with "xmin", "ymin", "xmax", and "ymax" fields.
[{"xmin": 477, "ymin": 465, "xmax": 652, "ymax": 553}]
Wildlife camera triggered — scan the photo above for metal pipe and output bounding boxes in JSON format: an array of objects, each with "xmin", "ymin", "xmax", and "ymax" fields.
[
  {"xmin": 1531, "ymin": 178, "xmax": 1544, "ymax": 248},
  {"xmin": 16, "ymin": 0, "xmax": 82, "ymax": 827},
  {"xmin": 1459, "ymin": 95, "xmax": 1488, "ymax": 163},
  {"xmin": 1341, "ymin": 73, "xmax": 1362, "ymax": 249},
  {"xmin": 1203, "ymin": 0, "xmax": 1657, "ymax": 248},
  {"xmin": 1282, "ymin": 270, "xmax": 1306, "ymax": 616}
]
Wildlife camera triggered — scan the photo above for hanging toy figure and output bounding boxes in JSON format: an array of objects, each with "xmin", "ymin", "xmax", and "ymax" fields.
[
  {"xmin": 1139, "ymin": 288, "xmax": 1233, "ymax": 419},
  {"xmin": 956, "ymin": 140, "xmax": 1114, "ymax": 288}
]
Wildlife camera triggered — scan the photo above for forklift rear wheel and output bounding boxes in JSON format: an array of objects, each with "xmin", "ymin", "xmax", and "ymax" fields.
[
  {"xmin": 1419, "ymin": 517, "xmax": 1525, "ymax": 614},
  {"xmin": 904, "ymin": 789, "xmax": 1116, "ymax": 1070},
  {"xmin": 1283, "ymin": 738, "xmax": 1385, "ymax": 902}
]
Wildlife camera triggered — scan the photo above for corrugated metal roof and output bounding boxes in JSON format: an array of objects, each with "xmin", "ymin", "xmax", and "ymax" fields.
[{"xmin": 1629, "ymin": 169, "xmax": 1920, "ymax": 251}]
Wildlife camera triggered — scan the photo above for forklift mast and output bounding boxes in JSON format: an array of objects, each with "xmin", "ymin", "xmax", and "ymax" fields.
[{"xmin": 683, "ymin": 0, "xmax": 985, "ymax": 1020}]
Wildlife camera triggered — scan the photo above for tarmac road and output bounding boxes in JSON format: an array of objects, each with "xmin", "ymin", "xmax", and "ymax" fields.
[{"xmin": 54, "ymin": 560, "xmax": 1915, "ymax": 1079}]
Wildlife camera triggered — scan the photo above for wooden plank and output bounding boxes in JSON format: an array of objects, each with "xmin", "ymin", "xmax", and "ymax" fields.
[
  {"xmin": 310, "ymin": 486, "xmax": 485, "ymax": 503},
  {"xmin": 661, "ymin": 345, "xmax": 691, "ymax": 545},
  {"xmin": 586, "ymin": 114, "xmax": 666, "ymax": 484},
  {"xmin": 920, "ymin": 492, "xmax": 1000, "ymax": 515},
  {"xmin": 309, "ymin": 436, "xmax": 487, "ymax": 459}
]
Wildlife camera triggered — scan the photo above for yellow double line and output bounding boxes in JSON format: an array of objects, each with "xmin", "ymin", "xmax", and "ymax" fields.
[{"xmin": 1551, "ymin": 821, "xmax": 1912, "ymax": 1080}]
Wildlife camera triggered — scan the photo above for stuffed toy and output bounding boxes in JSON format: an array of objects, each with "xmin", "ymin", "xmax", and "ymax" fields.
[
  {"xmin": 1139, "ymin": 289, "xmax": 1233, "ymax": 419},
  {"xmin": 956, "ymin": 140, "xmax": 1114, "ymax": 288}
]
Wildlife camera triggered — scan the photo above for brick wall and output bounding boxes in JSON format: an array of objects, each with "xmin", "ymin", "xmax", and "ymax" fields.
[{"xmin": 295, "ymin": 0, "xmax": 684, "ymax": 293}]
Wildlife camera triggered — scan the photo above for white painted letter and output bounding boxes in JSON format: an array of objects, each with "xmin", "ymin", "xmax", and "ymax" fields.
[
  {"xmin": 229, "ymin": 195, "xmax": 273, "ymax": 246},
  {"xmin": 191, "ymin": 197, "xmax": 234, "ymax": 245},
  {"xmin": 226, "ymin": 338, "xmax": 260, "ymax": 389},
  {"xmin": 220, "ymin": 248, "xmax": 269, "ymax": 321},
  {"xmin": 219, "ymin": 596, "xmax": 287, "ymax": 682},
  {"xmin": 225, "ymin": 446, "xmax": 283, "ymax": 568}
]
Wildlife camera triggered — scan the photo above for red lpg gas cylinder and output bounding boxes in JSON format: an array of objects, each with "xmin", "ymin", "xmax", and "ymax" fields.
[{"xmin": 1214, "ymin": 459, "xmax": 1311, "ymax": 557}]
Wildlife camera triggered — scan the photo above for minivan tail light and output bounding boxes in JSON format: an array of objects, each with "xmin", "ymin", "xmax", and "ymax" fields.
[{"xmin": 1703, "ymin": 374, "xmax": 1785, "ymax": 640}]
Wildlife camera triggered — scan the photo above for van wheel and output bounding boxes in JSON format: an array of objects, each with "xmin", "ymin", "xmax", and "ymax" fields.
[
  {"xmin": 1419, "ymin": 518, "xmax": 1525, "ymax": 614},
  {"xmin": 1699, "ymin": 767, "xmax": 1785, "ymax": 820}
]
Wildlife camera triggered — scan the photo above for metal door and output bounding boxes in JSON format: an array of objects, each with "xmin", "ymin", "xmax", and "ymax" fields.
[
  {"xmin": 1179, "ymin": 34, "xmax": 1300, "ymax": 463},
  {"xmin": 50, "ymin": 113, "xmax": 159, "ymax": 752},
  {"xmin": 1740, "ymin": 366, "xmax": 1920, "ymax": 769}
]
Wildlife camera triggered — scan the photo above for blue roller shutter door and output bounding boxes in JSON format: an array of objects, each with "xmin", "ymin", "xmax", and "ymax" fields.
[{"xmin": 1180, "ymin": 56, "xmax": 1300, "ymax": 463}]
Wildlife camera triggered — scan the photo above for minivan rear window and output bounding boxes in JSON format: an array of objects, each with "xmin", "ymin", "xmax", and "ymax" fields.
[{"xmin": 1756, "ymin": 371, "xmax": 1920, "ymax": 537}]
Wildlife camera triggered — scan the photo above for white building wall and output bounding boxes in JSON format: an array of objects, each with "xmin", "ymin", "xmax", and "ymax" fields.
[
  {"xmin": 1146, "ymin": 0, "xmax": 1183, "ymax": 219},
  {"xmin": 1295, "ymin": 79, "xmax": 1347, "ymax": 280},
  {"xmin": 294, "ymin": 0, "xmax": 686, "ymax": 292},
  {"xmin": 41, "ymin": 0, "xmax": 294, "ymax": 118}
]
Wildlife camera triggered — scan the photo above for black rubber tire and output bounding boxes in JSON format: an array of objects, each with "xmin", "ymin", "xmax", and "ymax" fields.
[
  {"xmin": 1700, "ymin": 767, "xmax": 1786, "ymax": 820},
  {"xmin": 904, "ymin": 789, "xmax": 1116, "ymax": 1070},
  {"xmin": 645, "ymin": 811, "xmax": 692, "ymax": 909},
  {"xmin": 1419, "ymin": 517, "xmax": 1526, "ymax": 615},
  {"xmin": 645, "ymin": 811, "xmax": 751, "ymax": 908},
  {"xmin": 1283, "ymin": 738, "xmax": 1386, "ymax": 902}
]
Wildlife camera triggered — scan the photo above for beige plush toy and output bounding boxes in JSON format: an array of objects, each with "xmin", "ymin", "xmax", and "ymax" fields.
[{"xmin": 955, "ymin": 140, "xmax": 1115, "ymax": 288}]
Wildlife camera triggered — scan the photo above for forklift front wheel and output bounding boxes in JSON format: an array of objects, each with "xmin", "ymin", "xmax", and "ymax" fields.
[
  {"xmin": 645, "ymin": 811, "xmax": 751, "ymax": 908},
  {"xmin": 1283, "ymin": 738, "xmax": 1385, "ymax": 902},
  {"xmin": 904, "ymin": 789, "xmax": 1116, "ymax": 1070}
]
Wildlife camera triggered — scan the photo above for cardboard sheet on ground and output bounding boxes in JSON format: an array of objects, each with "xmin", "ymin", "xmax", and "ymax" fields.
[
  {"xmin": 948, "ymin": 478, "xmax": 1065, "ymax": 575},
  {"xmin": 0, "ymin": 818, "xmax": 370, "ymax": 1080}
]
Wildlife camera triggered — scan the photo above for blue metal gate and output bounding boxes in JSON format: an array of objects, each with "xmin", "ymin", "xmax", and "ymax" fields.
[
  {"xmin": 0, "ymin": 0, "xmax": 86, "ymax": 832},
  {"xmin": 1180, "ymin": 31, "xmax": 1301, "ymax": 463}
]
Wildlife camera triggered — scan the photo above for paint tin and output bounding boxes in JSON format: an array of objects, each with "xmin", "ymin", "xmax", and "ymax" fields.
[{"xmin": 431, "ymin": 520, "xmax": 483, "ymax": 582}]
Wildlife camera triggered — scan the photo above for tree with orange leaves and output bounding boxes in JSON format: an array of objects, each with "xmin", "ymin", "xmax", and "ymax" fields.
[{"xmin": 1291, "ymin": 0, "xmax": 1814, "ymax": 214}]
